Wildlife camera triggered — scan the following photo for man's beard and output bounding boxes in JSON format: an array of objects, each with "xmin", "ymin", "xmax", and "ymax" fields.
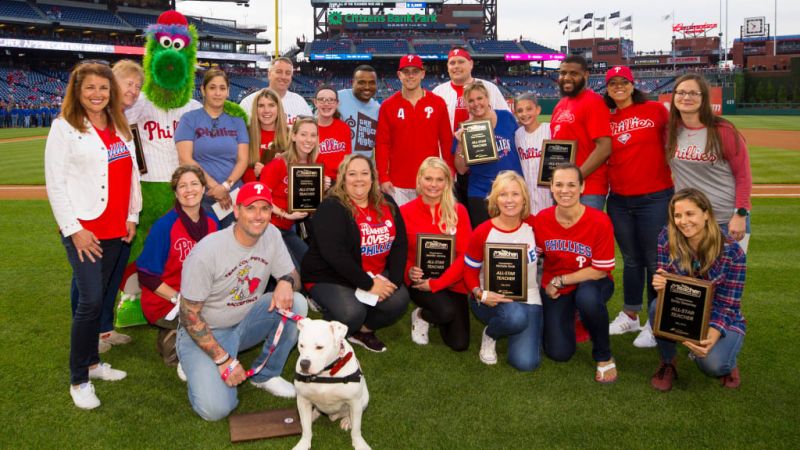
[{"xmin": 559, "ymin": 77, "xmax": 586, "ymax": 97}]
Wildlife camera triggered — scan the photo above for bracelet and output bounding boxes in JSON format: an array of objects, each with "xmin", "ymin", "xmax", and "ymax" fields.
[
  {"xmin": 277, "ymin": 274, "xmax": 294, "ymax": 285},
  {"xmin": 169, "ymin": 292, "xmax": 181, "ymax": 305},
  {"xmin": 221, "ymin": 359, "xmax": 240, "ymax": 381},
  {"xmin": 481, "ymin": 290, "xmax": 488, "ymax": 303},
  {"xmin": 214, "ymin": 352, "xmax": 230, "ymax": 366},
  {"xmin": 221, "ymin": 181, "xmax": 231, "ymax": 191}
]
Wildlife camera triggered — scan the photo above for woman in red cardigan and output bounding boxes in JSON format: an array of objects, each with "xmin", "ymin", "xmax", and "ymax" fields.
[{"xmin": 400, "ymin": 157, "xmax": 472, "ymax": 351}]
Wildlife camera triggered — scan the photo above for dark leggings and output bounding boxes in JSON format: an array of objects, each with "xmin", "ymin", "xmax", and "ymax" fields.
[
  {"xmin": 542, "ymin": 277, "xmax": 615, "ymax": 363},
  {"xmin": 467, "ymin": 197, "xmax": 490, "ymax": 229},
  {"xmin": 310, "ymin": 282, "xmax": 410, "ymax": 336},
  {"xmin": 408, "ymin": 288, "xmax": 470, "ymax": 351}
]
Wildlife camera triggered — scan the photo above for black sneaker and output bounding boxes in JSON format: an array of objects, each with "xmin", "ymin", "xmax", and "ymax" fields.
[{"xmin": 348, "ymin": 331, "xmax": 387, "ymax": 353}]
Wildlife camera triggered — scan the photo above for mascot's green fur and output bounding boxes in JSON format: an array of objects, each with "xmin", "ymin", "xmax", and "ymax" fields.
[{"xmin": 142, "ymin": 21, "xmax": 198, "ymax": 109}]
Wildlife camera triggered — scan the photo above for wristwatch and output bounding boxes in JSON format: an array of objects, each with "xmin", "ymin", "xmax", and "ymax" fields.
[{"xmin": 735, "ymin": 208, "xmax": 749, "ymax": 217}]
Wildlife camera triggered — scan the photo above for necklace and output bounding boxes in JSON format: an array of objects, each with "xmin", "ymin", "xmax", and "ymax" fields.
[{"xmin": 354, "ymin": 202, "xmax": 373, "ymax": 222}]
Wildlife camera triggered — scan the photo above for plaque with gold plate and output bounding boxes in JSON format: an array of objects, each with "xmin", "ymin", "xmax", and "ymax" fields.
[
  {"xmin": 653, "ymin": 273, "xmax": 714, "ymax": 345},
  {"xmin": 288, "ymin": 163, "xmax": 324, "ymax": 212},
  {"xmin": 460, "ymin": 119, "xmax": 498, "ymax": 165},
  {"xmin": 416, "ymin": 233, "xmax": 455, "ymax": 279},
  {"xmin": 537, "ymin": 139, "xmax": 576, "ymax": 186},
  {"xmin": 483, "ymin": 243, "xmax": 528, "ymax": 301}
]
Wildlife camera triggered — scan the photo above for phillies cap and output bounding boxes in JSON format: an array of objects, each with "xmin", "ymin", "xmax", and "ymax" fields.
[
  {"xmin": 448, "ymin": 48, "xmax": 472, "ymax": 61},
  {"xmin": 605, "ymin": 66, "xmax": 634, "ymax": 84},
  {"xmin": 236, "ymin": 182, "xmax": 273, "ymax": 206},
  {"xmin": 398, "ymin": 54, "xmax": 424, "ymax": 70}
]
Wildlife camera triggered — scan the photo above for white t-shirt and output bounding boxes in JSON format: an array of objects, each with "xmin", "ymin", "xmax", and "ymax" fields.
[
  {"xmin": 515, "ymin": 123, "xmax": 554, "ymax": 215},
  {"xmin": 432, "ymin": 78, "xmax": 510, "ymax": 130},
  {"xmin": 239, "ymin": 89, "xmax": 312, "ymax": 126},
  {"xmin": 125, "ymin": 95, "xmax": 202, "ymax": 182},
  {"xmin": 180, "ymin": 225, "xmax": 295, "ymax": 329}
]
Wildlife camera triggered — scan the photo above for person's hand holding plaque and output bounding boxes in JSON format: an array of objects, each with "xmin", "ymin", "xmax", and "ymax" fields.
[
  {"xmin": 408, "ymin": 265, "xmax": 432, "ymax": 292},
  {"xmin": 474, "ymin": 288, "xmax": 512, "ymax": 308},
  {"xmin": 683, "ymin": 327, "xmax": 721, "ymax": 359}
]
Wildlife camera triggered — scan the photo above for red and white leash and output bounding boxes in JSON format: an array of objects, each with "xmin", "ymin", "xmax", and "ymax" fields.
[{"xmin": 221, "ymin": 309, "xmax": 304, "ymax": 381}]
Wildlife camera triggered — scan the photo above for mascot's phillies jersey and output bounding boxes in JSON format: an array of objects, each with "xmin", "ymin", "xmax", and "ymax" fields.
[
  {"xmin": 125, "ymin": 96, "xmax": 201, "ymax": 182},
  {"xmin": 534, "ymin": 206, "xmax": 615, "ymax": 294}
]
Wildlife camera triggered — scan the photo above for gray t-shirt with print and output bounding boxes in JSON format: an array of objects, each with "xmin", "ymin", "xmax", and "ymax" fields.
[{"xmin": 180, "ymin": 225, "xmax": 294, "ymax": 329}]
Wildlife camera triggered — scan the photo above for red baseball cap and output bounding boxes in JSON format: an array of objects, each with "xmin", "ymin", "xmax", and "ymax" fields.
[
  {"xmin": 605, "ymin": 66, "xmax": 634, "ymax": 84},
  {"xmin": 236, "ymin": 182, "xmax": 273, "ymax": 206},
  {"xmin": 398, "ymin": 54, "xmax": 424, "ymax": 70},
  {"xmin": 448, "ymin": 48, "xmax": 472, "ymax": 61}
]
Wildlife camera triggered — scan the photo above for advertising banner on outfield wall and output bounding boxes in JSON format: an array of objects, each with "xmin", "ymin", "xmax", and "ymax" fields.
[{"xmin": 659, "ymin": 87, "xmax": 723, "ymax": 115}]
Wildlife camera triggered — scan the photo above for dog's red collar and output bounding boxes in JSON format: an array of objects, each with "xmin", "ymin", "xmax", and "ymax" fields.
[{"xmin": 326, "ymin": 351, "xmax": 353, "ymax": 376}]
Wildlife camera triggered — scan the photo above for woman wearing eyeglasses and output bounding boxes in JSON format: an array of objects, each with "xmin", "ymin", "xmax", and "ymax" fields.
[
  {"xmin": 666, "ymin": 74, "xmax": 752, "ymax": 252},
  {"xmin": 176, "ymin": 68, "xmax": 249, "ymax": 228},
  {"xmin": 45, "ymin": 61, "xmax": 141, "ymax": 409},
  {"xmin": 602, "ymin": 66, "xmax": 674, "ymax": 348},
  {"xmin": 314, "ymin": 85, "xmax": 352, "ymax": 186}
]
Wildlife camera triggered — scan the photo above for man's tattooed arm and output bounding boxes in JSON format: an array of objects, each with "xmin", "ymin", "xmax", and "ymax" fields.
[{"xmin": 179, "ymin": 297, "xmax": 228, "ymax": 362}]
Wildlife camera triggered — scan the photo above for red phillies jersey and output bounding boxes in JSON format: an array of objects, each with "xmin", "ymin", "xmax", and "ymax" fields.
[
  {"xmin": 609, "ymin": 101, "xmax": 672, "ymax": 196},
  {"xmin": 356, "ymin": 203, "xmax": 397, "ymax": 276},
  {"xmin": 80, "ymin": 124, "xmax": 132, "ymax": 239},
  {"xmin": 450, "ymin": 83, "xmax": 470, "ymax": 132},
  {"xmin": 317, "ymin": 119, "xmax": 352, "ymax": 181},
  {"xmin": 375, "ymin": 90, "xmax": 454, "ymax": 188},
  {"xmin": 138, "ymin": 209, "xmax": 219, "ymax": 323},
  {"xmin": 534, "ymin": 206, "xmax": 615, "ymax": 294},
  {"xmin": 550, "ymin": 89, "xmax": 611, "ymax": 196},
  {"xmin": 242, "ymin": 129, "xmax": 275, "ymax": 184},
  {"xmin": 260, "ymin": 157, "xmax": 293, "ymax": 230}
]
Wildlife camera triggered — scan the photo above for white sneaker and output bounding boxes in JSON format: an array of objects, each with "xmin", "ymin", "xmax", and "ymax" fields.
[
  {"xmin": 410, "ymin": 308, "xmax": 429, "ymax": 345},
  {"xmin": 609, "ymin": 311, "xmax": 641, "ymax": 335},
  {"xmin": 176, "ymin": 362, "xmax": 187, "ymax": 382},
  {"xmin": 633, "ymin": 321, "xmax": 657, "ymax": 348},
  {"xmin": 251, "ymin": 376, "xmax": 296, "ymax": 398},
  {"xmin": 88, "ymin": 362, "xmax": 127, "ymax": 381},
  {"xmin": 70, "ymin": 382, "xmax": 101, "ymax": 410},
  {"xmin": 479, "ymin": 327, "xmax": 497, "ymax": 365}
]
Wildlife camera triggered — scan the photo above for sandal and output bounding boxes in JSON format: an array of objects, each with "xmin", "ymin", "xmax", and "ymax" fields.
[{"xmin": 595, "ymin": 360, "xmax": 617, "ymax": 384}]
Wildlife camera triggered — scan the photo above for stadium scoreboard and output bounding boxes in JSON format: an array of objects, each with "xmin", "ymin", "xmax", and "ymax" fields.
[{"xmin": 312, "ymin": 1, "xmax": 442, "ymax": 6}]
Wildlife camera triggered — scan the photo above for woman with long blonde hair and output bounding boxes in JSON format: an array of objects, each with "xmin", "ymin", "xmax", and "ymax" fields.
[
  {"xmin": 400, "ymin": 157, "xmax": 472, "ymax": 351},
  {"xmin": 243, "ymin": 88, "xmax": 290, "ymax": 183},
  {"xmin": 259, "ymin": 116, "xmax": 321, "ymax": 268},
  {"xmin": 650, "ymin": 188, "xmax": 747, "ymax": 391},
  {"xmin": 301, "ymin": 154, "xmax": 410, "ymax": 352}
]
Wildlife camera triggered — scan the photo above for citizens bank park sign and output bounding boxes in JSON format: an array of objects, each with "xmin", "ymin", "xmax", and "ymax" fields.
[{"xmin": 328, "ymin": 11, "xmax": 438, "ymax": 24}]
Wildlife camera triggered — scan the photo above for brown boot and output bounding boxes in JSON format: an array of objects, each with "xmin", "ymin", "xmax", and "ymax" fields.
[
  {"xmin": 156, "ymin": 328, "xmax": 178, "ymax": 367},
  {"xmin": 720, "ymin": 367, "xmax": 741, "ymax": 389},
  {"xmin": 651, "ymin": 361, "xmax": 678, "ymax": 392}
]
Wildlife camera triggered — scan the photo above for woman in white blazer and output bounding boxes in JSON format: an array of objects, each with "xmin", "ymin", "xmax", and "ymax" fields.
[{"xmin": 45, "ymin": 61, "xmax": 141, "ymax": 410}]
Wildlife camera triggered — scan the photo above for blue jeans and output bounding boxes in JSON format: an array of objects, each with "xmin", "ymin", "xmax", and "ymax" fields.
[
  {"xmin": 176, "ymin": 293, "xmax": 308, "ymax": 421},
  {"xmin": 542, "ymin": 277, "xmax": 615, "ymax": 362},
  {"xmin": 280, "ymin": 225, "xmax": 308, "ymax": 271},
  {"xmin": 470, "ymin": 300, "xmax": 543, "ymax": 372},
  {"xmin": 648, "ymin": 301, "xmax": 744, "ymax": 376},
  {"xmin": 62, "ymin": 236, "xmax": 127, "ymax": 385},
  {"xmin": 70, "ymin": 242, "xmax": 131, "ymax": 333},
  {"xmin": 606, "ymin": 188, "xmax": 673, "ymax": 312},
  {"xmin": 580, "ymin": 194, "xmax": 607, "ymax": 212}
]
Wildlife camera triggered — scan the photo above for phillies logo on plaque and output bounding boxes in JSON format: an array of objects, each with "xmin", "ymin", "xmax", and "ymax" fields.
[
  {"xmin": 288, "ymin": 163, "xmax": 324, "ymax": 212},
  {"xmin": 537, "ymin": 140, "xmax": 576, "ymax": 186},
  {"xmin": 484, "ymin": 243, "xmax": 528, "ymax": 301},
  {"xmin": 461, "ymin": 119, "xmax": 498, "ymax": 165},
  {"xmin": 416, "ymin": 233, "xmax": 455, "ymax": 279},
  {"xmin": 653, "ymin": 273, "xmax": 714, "ymax": 344}
]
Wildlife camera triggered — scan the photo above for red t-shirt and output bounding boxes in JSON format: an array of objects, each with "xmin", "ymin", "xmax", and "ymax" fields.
[
  {"xmin": 375, "ymin": 90, "xmax": 454, "ymax": 188},
  {"xmin": 317, "ymin": 119, "xmax": 352, "ymax": 181},
  {"xmin": 259, "ymin": 157, "xmax": 293, "ymax": 230},
  {"xmin": 451, "ymin": 82, "xmax": 470, "ymax": 132},
  {"xmin": 550, "ymin": 89, "xmax": 611, "ymax": 196},
  {"xmin": 356, "ymin": 203, "xmax": 397, "ymax": 276},
  {"xmin": 608, "ymin": 101, "xmax": 673, "ymax": 196},
  {"xmin": 533, "ymin": 206, "xmax": 615, "ymax": 294},
  {"xmin": 242, "ymin": 129, "xmax": 276, "ymax": 183},
  {"xmin": 80, "ymin": 124, "xmax": 132, "ymax": 239}
]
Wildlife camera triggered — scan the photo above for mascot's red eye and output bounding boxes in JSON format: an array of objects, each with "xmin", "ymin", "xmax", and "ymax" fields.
[
  {"xmin": 158, "ymin": 35, "xmax": 173, "ymax": 48},
  {"xmin": 172, "ymin": 37, "xmax": 187, "ymax": 50}
]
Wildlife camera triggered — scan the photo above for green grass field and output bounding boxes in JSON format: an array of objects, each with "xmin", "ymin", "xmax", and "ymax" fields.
[{"xmin": 0, "ymin": 198, "xmax": 798, "ymax": 448}]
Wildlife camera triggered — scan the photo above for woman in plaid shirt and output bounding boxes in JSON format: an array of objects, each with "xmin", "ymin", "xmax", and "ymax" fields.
[{"xmin": 649, "ymin": 188, "xmax": 746, "ymax": 392}]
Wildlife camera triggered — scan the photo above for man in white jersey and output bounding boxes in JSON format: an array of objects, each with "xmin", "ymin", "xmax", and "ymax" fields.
[
  {"xmin": 239, "ymin": 57, "xmax": 312, "ymax": 125},
  {"xmin": 432, "ymin": 47, "xmax": 510, "ymax": 206}
]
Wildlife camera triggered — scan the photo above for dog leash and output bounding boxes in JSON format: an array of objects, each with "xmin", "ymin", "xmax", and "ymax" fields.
[{"xmin": 221, "ymin": 309, "xmax": 304, "ymax": 381}]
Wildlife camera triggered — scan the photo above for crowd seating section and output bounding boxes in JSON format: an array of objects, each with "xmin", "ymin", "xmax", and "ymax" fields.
[
  {"xmin": 354, "ymin": 40, "xmax": 411, "ymax": 55},
  {"xmin": 39, "ymin": 3, "xmax": 130, "ymax": 28},
  {"xmin": 468, "ymin": 40, "xmax": 525, "ymax": 54},
  {"xmin": 0, "ymin": 0, "xmax": 43, "ymax": 21}
]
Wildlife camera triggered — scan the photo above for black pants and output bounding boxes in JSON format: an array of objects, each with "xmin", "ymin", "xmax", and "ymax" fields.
[
  {"xmin": 310, "ymin": 282, "xmax": 410, "ymax": 336},
  {"xmin": 409, "ymin": 288, "xmax": 470, "ymax": 351},
  {"xmin": 468, "ymin": 197, "xmax": 490, "ymax": 229}
]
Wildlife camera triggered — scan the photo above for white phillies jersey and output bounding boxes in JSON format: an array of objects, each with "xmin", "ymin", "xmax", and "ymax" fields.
[
  {"xmin": 239, "ymin": 89, "xmax": 313, "ymax": 126},
  {"xmin": 515, "ymin": 123, "xmax": 554, "ymax": 215},
  {"xmin": 125, "ymin": 95, "xmax": 202, "ymax": 182},
  {"xmin": 432, "ymin": 78, "xmax": 510, "ymax": 129}
]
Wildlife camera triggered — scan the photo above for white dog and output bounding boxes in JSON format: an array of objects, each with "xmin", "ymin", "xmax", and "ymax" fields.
[{"xmin": 292, "ymin": 319, "xmax": 370, "ymax": 450}]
